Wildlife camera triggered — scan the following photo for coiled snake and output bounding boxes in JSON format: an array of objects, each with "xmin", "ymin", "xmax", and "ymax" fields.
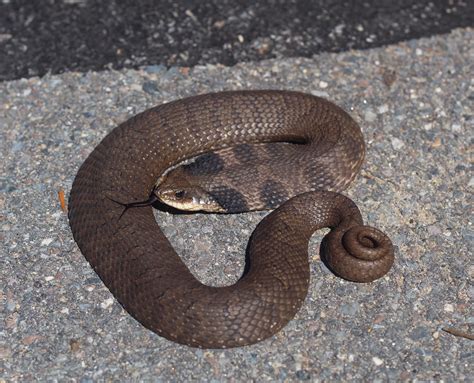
[{"xmin": 68, "ymin": 90, "xmax": 394, "ymax": 348}]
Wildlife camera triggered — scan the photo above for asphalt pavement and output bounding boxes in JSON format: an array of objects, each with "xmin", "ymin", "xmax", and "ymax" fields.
[{"xmin": 1, "ymin": 0, "xmax": 473, "ymax": 80}]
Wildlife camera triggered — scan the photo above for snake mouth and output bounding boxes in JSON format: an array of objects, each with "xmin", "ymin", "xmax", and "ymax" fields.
[{"xmin": 155, "ymin": 187, "xmax": 226, "ymax": 212}]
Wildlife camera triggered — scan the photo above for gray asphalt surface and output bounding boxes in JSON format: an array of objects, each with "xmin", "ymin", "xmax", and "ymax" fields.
[
  {"xmin": 1, "ymin": 0, "xmax": 473, "ymax": 80},
  {"xmin": 1, "ymin": 28, "xmax": 473, "ymax": 381}
]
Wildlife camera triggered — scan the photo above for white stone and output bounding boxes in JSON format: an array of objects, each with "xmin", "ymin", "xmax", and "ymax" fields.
[
  {"xmin": 310, "ymin": 90, "xmax": 329, "ymax": 98},
  {"xmin": 364, "ymin": 110, "xmax": 377, "ymax": 122},
  {"xmin": 372, "ymin": 357, "xmax": 384, "ymax": 366},
  {"xmin": 444, "ymin": 303, "xmax": 454, "ymax": 312},
  {"xmin": 334, "ymin": 24, "xmax": 345, "ymax": 35},
  {"xmin": 451, "ymin": 124, "xmax": 461, "ymax": 132},
  {"xmin": 41, "ymin": 238, "xmax": 53, "ymax": 246},
  {"xmin": 391, "ymin": 137, "xmax": 405, "ymax": 150},
  {"xmin": 101, "ymin": 298, "xmax": 114, "ymax": 309},
  {"xmin": 423, "ymin": 122, "xmax": 433, "ymax": 131}
]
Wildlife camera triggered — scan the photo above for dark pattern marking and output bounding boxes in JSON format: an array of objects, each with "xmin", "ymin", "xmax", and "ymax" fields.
[
  {"xmin": 233, "ymin": 144, "xmax": 258, "ymax": 163},
  {"xmin": 261, "ymin": 179, "xmax": 289, "ymax": 208},
  {"xmin": 184, "ymin": 152, "xmax": 224, "ymax": 176},
  {"xmin": 210, "ymin": 186, "xmax": 248, "ymax": 212}
]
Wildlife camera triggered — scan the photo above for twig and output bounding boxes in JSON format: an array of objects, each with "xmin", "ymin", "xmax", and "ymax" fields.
[
  {"xmin": 58, "ymin": 189, "xmax": 67, "ymax": 213},
  {"xmin": 442, "ymin": 326, "xmax": 474, "ymax": 341},
  {"xmin": 360, "ymin": 170, "xmax": 397, "ymax": 186}
]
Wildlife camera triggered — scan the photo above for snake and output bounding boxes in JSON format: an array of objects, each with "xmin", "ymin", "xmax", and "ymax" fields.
[{"xmin": 68, "ymin": 90, "xmax": 394, "ymax": 349}]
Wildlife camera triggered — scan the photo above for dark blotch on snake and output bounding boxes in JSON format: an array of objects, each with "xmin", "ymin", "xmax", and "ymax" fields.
[
  {"xmin": 184, "ymin": 152, "xmax": 225, "ymax": 176},
  {"xmin": 210, "ymin": 186, "xmax": 248, "ymax": 212},
  {"xmin": 261, "ymin": 179, "xmax": 289, "ymax": 208},
  {"xmin": 233, "ymin": 144, "xmax": 258, "ymax": 163}
]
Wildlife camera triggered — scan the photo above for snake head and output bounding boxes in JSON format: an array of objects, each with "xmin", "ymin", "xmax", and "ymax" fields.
[
  {"xmin": 155, "ymin": 169, "xmax": 225, "ymax": 212},
  {"xmin": 155, "ymin": 186, "xmax": 224, "ymax": 212}
]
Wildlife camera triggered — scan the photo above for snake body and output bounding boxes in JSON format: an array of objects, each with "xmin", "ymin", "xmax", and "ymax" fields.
[{"xmin": 68, "ymin": 90, "xmax": 394, "ymax": 348}]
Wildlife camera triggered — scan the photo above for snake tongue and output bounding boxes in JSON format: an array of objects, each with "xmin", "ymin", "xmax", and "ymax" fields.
[
  {"xmin": 124, "ymin": 194, "xmax": 159, "ymax": 208},
  {"xmin": 107, "ymin": 193, "xmax": 159, "ymax": 220}
]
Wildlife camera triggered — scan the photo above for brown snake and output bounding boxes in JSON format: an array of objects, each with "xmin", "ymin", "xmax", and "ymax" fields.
[{"xmin": 68, "ymin": 90, "xmax": 394, "ymax": 348}]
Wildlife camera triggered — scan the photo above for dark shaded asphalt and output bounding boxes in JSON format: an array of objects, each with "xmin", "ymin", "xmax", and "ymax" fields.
[{"xmin": 1, "ymin": 0, "xmax": 472, "ymax": 81}]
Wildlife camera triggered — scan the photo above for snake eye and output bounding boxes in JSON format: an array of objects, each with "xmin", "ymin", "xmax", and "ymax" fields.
[{"xmin": 174, "ymin": 190, "xmax": 185, "ymax": 199}]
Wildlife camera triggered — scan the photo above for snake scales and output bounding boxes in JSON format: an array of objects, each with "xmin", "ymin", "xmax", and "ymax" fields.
[{"xmin": 68, "ymin": 90, "xmax": 394, "ymax": 348}]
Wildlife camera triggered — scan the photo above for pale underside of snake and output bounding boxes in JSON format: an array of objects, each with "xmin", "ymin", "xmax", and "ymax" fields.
[{"xmin": 68, "ymin": 90, "xmax": 394, "ymax": 348}]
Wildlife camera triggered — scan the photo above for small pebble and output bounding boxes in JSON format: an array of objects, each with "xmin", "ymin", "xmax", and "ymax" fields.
[
  {"xmin": 295, "ymin": 370, "xmax": 311, "ymax": 380},
  {"xmin": 390, "ymin": 137, "xmax": 404, "ymax": 150},
  {"xmin": 41, "ymin": 238, "xmax": 54, "ymax": 246},
  {"xmin": 451, "ymin": 123, "xmax": 461, "ymax": 132},
  {"xmin": 364, "ymin": 109, "xmax": 377, "ymax": 122},
  {"xmin": 431, "ymin": 137, "xmax": 442, "ymax": 148},
  {"xmin": 100, "ymin": 298, "xmax": 114, "ymax": 309},
  {"xmin": 319, "ymin": 81, "xmax": 328, "ymax": 89},
  {"xmin": 444, "ymin": 304, "xmax": 454, "ymax": 312},
  {"xmin": 142, "ymin": 81, "xmax": 160, "ymax": 94},
  {"xmin": 144, "ymin": 64, "xmax": 167, "ymax": 74},
  {"xmin": 409, "ymin": 326, "xmax": 429, "ymax": 340},
  {"xmin": 372, "ymin": 357, "xmax": 384, "ymax": 366},
  {"xmin": 340, "ymin": 302, "xmax": 360, "ymax": 316}
]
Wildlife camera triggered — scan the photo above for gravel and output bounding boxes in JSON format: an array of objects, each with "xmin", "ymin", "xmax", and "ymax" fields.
[{"xmin": 1, "ymin": 28, "xmax": 473, "ymax": 381}]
